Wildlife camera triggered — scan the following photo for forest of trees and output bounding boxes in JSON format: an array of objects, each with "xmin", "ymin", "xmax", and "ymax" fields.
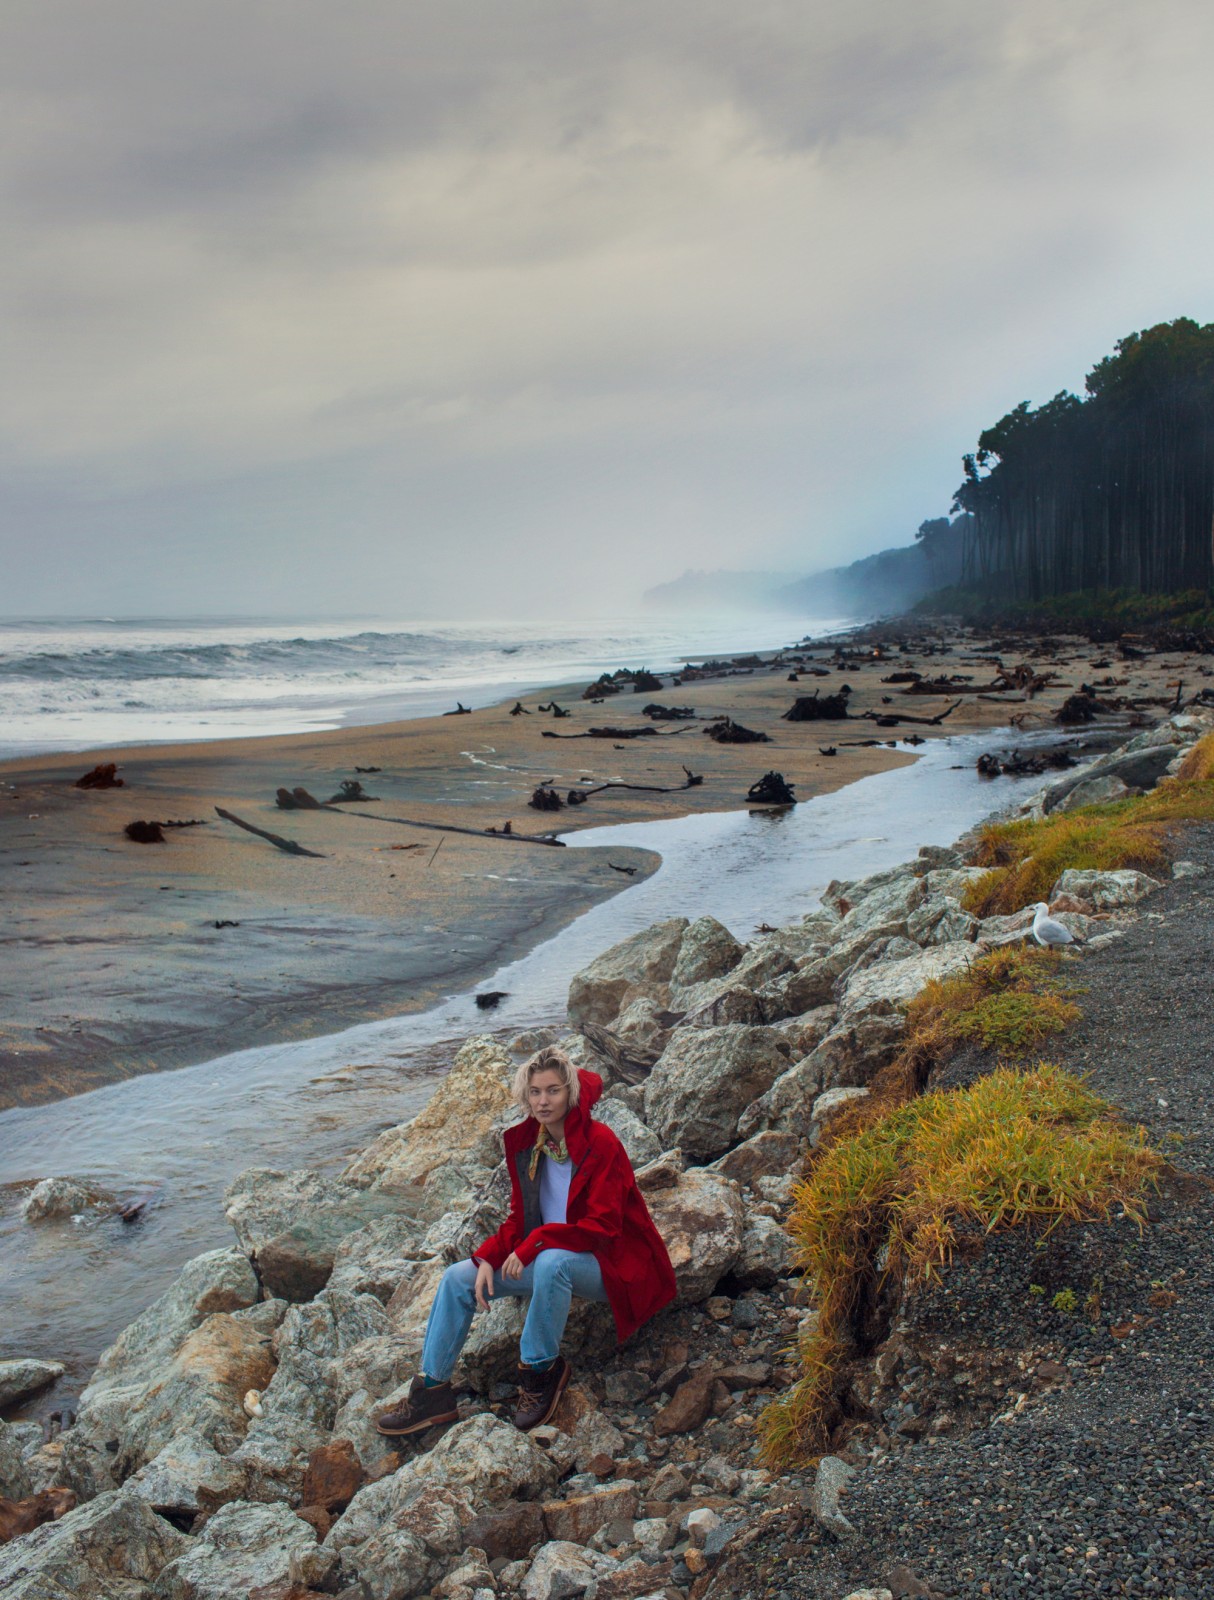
[{"xmin": 953, "ymin": 318, "xmax": 1214, "ymax": 598}]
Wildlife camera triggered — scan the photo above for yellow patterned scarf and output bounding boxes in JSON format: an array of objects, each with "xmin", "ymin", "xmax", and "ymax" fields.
[{"xmin": 527, "ymin": 1121, "xmax": 570, "ymax": 1181}]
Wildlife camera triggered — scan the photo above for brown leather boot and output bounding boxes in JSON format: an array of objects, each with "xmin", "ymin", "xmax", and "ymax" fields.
[
  {"xmin": 374, "ymin": 1375, "xmax": 458, "ymax": 1437},
  {"xmin": 513, "ymin": 1356, "xmax": 571, "ymax": 1431}
]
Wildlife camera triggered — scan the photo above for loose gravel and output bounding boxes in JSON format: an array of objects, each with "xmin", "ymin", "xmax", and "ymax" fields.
[{"xmin": 714, "ymin": 825, "xmax": 1214, "ymax": 1600}]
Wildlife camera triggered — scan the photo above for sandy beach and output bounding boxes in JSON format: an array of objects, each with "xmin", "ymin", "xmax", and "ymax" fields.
[{"xmin": 2, "ymin": 620, "xmax": 1198, "ymax": 1109}]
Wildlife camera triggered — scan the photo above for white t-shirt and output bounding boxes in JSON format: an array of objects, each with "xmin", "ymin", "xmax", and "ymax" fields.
[{"xmin": 539, "ymin": 1155, "xmax": 572, "ymax": 1225}]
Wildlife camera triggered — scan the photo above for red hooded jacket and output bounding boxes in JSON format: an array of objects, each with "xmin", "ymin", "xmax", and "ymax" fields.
[{"xmin": 473, "ymin": 1069, "xmax": 677, "ymax": 1343}]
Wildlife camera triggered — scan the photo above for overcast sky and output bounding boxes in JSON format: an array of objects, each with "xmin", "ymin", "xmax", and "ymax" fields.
[{"xmin": 3, "ymin": 0, "xmax": 1213, "ymax": 619}]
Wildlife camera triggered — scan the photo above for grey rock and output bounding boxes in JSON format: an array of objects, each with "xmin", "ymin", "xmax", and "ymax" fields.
[
  {"xmin": 640, "ymin": 1164, "xmax": 744, "ymax": 1303},
  {"xmin": 679, "ymin": 985, "xmax": 768, "ymax": 1029},
  {"xmin": 328, "ymin": 1212, "xmax": 431, "ymax": 1300},
  {"xmin": 809, "ymin": 1454, "xmax": 857, "ymax": 1540},
  {"xmin": 223, "ymin": 1168, "xmax": 399, "ymax": 1301},
  {"xmin": 522, "ymin": 1541, "xmax": 616, "ymax": 1600},
  {"xmin": 151, "ymin": 1498, "xmax": 327, "ymax": 1599},
  {"xmin": 0, "ymin": 1359, "xmax": 65, "ymax": 1409},
  {"xmin": 669, "ymin": 916, "xmax": 744, "ymax": 992},
  {"xmin": 0, "ymin": 1489, "xmax": 190, "ymax": 1600},
  {"xmin": 614, "ymin": 997, "xmax": 673, "ymax": 1060},
  {"xmin": 593, "ymin": 1098, "xmax": 662, "ymax": 1168},
  {"xmin": 0, "ymin": 1419, "xmax": 34, "ymax": 1500},
  {"xmin": 1054, "ymin": 774, "xmax": 1134, "ymax": 811},
  {"xmin": 1043, "ymin": 744, "xmax": 1179, "ymax": 812},
  {"xmin": 21, "ymin": 1176, "xmax": 116, "ymax": 1223},
  {"xmin": 1050, "ymin": 867, "xmax": 1163, "ymax": 909},
  {"xmin": 125, "ymin": 1430, "xmax": 248, "ymax": 1517},
  {"xmin": 567, "ymin": 918, "xmax": 688, "ymax": 1028},
  {"xmin": 733, "ymin": 1213, "xmax": 792, "ymax": 1288},
  {"xmin": 906, "ymin": 895, "xmax": 978, "ymax": 947},
  {"xmin": 708, "ymin": 1128, "xmax": 801, "ymax": 1189},
  {"xmin": 643, "ymin": 1024, "xmax": 791, "ymax": 1161},
  {"xmin": 835, "ymin": 941, "xmax": 974, "ymax": 1030}
]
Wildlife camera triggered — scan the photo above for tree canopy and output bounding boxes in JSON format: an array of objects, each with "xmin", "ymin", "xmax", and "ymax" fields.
[{"xmin": 952, "ymin": 318, "xmax": 1214, "ymax": 597}]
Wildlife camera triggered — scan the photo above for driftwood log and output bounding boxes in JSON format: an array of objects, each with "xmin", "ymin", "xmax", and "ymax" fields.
[
  {"xmin": 782, "ymin": 692, "xmax": 850, "ymax": 721},
  {"xmin": 704, "ymin": 718, "xmax": 769, "ymax": 744},
  {"xmin": 860, "ymin": 699, "xmax": 962, "ymax": 728},
  {"xmin": 75, "ymin": 763, "xmax": 123, "ymax": 789},
  {"xmin": 215, "ymin": 808, "xmax": 326, "ymax": 857},
  {"xmin": 326, "ymin": 806, "xmax": 565, "ymax": 847},
  {"xmin": 747, "ymin": 771, "xmax": 796, "ymax": 805}
]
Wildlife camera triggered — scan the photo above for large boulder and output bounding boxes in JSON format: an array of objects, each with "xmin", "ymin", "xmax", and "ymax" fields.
[
  {"xmin": 0, "ymin": 1420, "xmax": 33, "ymax": 1501},
  {"xmin": 0, "ymin": 1489, "xmax": 190, "ymax": 1599},
  {"xmin": 824, "ymin": 863, "xmax": 917, "ymax": 918},
  {"xmin": 669, "ymin": 917, "xmax": 744, "ymax": 993},
  {"xmin": 341, "ymin": 1037, "xmax": 514, "ymax": 1222},
  {"xmin": 906, "ymin": 895, "xmax": 978, "ymax": 947},
  {"xmin": 593, "ymin": 1098, "xmax": 663, "ymax": 1168},
  {"xmin": 330, "ymin": 1414, "xmax": 558, "ymax": 1599},
  {"xmin": 1043, "ymin": 744, "xmax": 1179, "ymax": 812},
  {"xmin": 835, "ymin": 942, "xmax": 975, "ymax": 1031},
  {"xmin": 223, "ymin": 1169, "xmax": 399, "ymax": 1301},
  {"xmin": 112, "ymin": 1306, "xmax": 279, "ymax": 1479},
  {"xmin": 708, "ymin": 1129, "xmax": 802, "ymax": 1190},
  {"xmin": 638, "ymin": 1160, "xmax": 744, "ymax": 1304},
  {"xmin": 566, "ymin": 918, "xmax": 688, "ymax": 1028},
  {"xmin": 829, "ymin": 874, "xmax": 925, "ymax": 946},
  {"xmin": 0, "ymin": 1360, "xmax": 65, "ymax": 1410},
  {"xmin": 327, "ymin": 1212, "xmax": 431, "ymax": 1301},
  {"xmin": 738, "ymin": 1016, "xmax": 905, "ymax": 1138},
  {"xmin": 1049, "ymin": 868, "xmax": 1163, "ymax": 910},
  {"xmin": 522, "ymin": 1541, "xmax": 617, "ymax": 1600},
  {"xmin": 151, "ymin": 1498, "xmax": 327, "ymax": 1599},
  {"xmin": 124, "ymin": 1431, "xmax": 248, "ymax": 1520},
  {"xmin": 20, "ymin": 1177, "xmax": 115, "ymax": 1223},
  {"xmin": 643, "ymin": 1025, "xmax": 792, "ymax": 1161},
  {"xmin": 68, "ymin": 1249, "xmax": 263, "ymax": 1498}
]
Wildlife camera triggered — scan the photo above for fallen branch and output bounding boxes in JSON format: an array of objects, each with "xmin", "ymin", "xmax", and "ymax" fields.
[
  {"xmin": 542, "ymin": 726, "xmax": 694, "ymax": 740},
  {"xmin": 325, "ymin": 806, "xmax": 565, "ymax": 847},
  {"xmin": 215, "ymin": 808, "xmax": 326, "ymax": 857},
  {"xmin": 568, "ymin": 768, "xmax": 703, "ymax": 800},
  {"xmin": 859, "ymin": 699, "xmax": 962, "ymax": 727}
]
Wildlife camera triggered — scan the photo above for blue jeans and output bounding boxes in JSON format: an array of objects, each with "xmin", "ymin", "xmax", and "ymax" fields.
[{"xmin": 420, "ymin": 1250, "xmax": 608, "ymax": 1381}]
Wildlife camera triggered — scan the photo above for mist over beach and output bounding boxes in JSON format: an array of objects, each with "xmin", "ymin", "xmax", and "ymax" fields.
[{"xmin": 3, "ymin": 4, "xmax": 1214, "ymax": 1595}]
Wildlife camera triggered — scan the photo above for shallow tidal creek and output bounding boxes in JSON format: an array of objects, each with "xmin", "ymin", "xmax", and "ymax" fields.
[{"xmin": 0, "ymin": 732, "xmax": 1039, "ymax": 1409}]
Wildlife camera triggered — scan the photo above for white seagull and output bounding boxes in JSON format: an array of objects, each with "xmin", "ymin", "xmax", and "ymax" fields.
[{"xmin": 1031, "ymin": 901, "xmax": 1079, "ymax": 949}]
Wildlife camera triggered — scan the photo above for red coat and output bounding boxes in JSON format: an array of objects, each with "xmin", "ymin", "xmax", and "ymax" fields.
[{"xmin": 473, "ymin": 1070, "xmax": 677, "ymax": 1343}]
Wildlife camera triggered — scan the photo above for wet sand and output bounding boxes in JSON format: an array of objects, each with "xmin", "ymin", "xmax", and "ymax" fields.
[{"xmin": 1, "ymin": 620, "xmax": 1198, "ymax": 1108}]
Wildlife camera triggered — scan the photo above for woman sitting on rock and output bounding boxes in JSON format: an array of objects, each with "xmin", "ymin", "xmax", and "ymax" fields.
[{"xmin": 375, "ymin": 1046, "xmax": 676, "ymax": 1436}]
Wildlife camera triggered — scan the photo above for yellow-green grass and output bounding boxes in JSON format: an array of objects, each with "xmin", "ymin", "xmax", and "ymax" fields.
[
  {"xmin": 758, "ymin": 1065, "xmax": 1161, "ymax": 1466},
  {"xmin": 900, "ymin": 945, "xmax": 1081, "ymax": 1065},
  {"xmin": 962, "ymin": 732, "xmax": 1214, "ymax": 917}
]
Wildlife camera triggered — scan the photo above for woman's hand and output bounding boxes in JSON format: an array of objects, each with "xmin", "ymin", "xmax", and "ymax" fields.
[
  {"xmin": 474, "ymin": 1259, "xmax": 495, "ymax": 1311},
  {"xmin": 502, "ymin": 1252, "xmax": 524, "ymax": 1280}
]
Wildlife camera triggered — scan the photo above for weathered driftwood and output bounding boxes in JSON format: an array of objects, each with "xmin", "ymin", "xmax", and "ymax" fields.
[
  {"xmin": 542, "ymin": 725, "xmax": 692, "ymax": 740},
  {"xmin": 215, "ymin": 807, "xmax": 326, "ymax": 857},
  {"xmin": 642, "ymin": 703, "xmax": 696, "ymax": 720},
  {"xmin": 124, "ymin": 820, "xmax": 165, "ymax": 844},
  {"xmin": 747, "ymin": 771, "xmax": 796, "ymax": 805},
  {"xmin": 566, "ymin": 768, "xmax": 703, "ymax": 802},
  {"xmin": 326, "ymin": 805, "xmax": 565, "ymax": 847},
  {"xmin": 324, "ymin": 780, "xmax": 378, "ymax": 803},
  {"xmin": 704, "ymin": 718, "xmax": 769, "ymax": 744},
  {"xmin": 277, "ymin": 787, "xmax": 322, "ymax": 809},
  {"xmin": 860, "ymin": 699, "xmax": 962, "ymax": 728},
  {"xmin": 782, "ymin": 692, "xmax": 850, "ymax": 721},
  {"xmin": 75, "ymin": 763, "xmax": 124, "ymax": 789},
  {"xmin": 529, "ymin": 786, "xmax": 564, "ymax": 811},
  {"xmin": 443, "ymin": 702, "xmax": 472, "ymax": 716}
]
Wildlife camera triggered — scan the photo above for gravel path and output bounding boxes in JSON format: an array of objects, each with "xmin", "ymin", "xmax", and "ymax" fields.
[{"xmin": 713, "ymin": 826, "xmax": 1214, "ymax": 1600}]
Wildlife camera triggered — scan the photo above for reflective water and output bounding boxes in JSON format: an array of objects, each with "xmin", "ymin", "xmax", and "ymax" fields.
[{"xmin": 0, "ymin": 732, "xmax": 1036, "ymax": 1406}]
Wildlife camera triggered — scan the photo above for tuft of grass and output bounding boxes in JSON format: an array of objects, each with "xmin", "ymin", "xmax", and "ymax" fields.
[
  {"xmin": 962, "ymin": 739, "xmax": 1214, "ymax": 916},
  {"xmin": 902, "ymin": 944, "xmax": 1081, "ymax": 1061},
  {"xmin": 758, "ymin": 1064, "xmax": 1161, "ymax": 1466}
]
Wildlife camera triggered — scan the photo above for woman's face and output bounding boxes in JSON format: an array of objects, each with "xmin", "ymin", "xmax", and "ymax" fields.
[{"xmin": 528, "ymin": 1068, "xmax": 570, "ymax": 1129}]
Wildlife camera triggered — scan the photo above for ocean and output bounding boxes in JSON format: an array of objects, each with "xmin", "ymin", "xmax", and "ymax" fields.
[{"xmin": 0, "ymin": 612, "xmax": 847, "ymax": 760}]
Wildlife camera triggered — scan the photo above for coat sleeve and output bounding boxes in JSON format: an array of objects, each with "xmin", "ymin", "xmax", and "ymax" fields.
[
  {"xmin": 472, "ymin": 1154, "xmax": 524, "ymax": 1269},
  {"xmin": 511, "ymin": 1142, "xmax": 628, "ymax": 1266}
]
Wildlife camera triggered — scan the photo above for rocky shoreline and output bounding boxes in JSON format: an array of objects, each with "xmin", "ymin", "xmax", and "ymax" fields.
[{"xmin": 2, "ymin": 705, "xmax": 1211, "ymax": 1600}]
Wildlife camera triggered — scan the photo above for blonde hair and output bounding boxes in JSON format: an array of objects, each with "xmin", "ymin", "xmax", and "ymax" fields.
[{"xmin": 512, "ymin": 1046, "xmax": 581, "ymax": 1114}]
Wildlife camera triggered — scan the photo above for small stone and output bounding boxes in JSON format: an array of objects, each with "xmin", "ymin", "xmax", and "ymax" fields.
[
  {"xmin": 685, "ymin": 1508, "xmax": 721, "ymax": 1548},
  {"xmin": 0, "ymin": 1359, "xmax": 66, "ymax": 1409},
  {"xmin": 705, "ymin": 1297, "xmax": 732, "ymax": 1322},
  {"xmin": 730, "ymin": 1300, "xmax": 761, "ymax": 1330},
  {"xmin": 542, "ymin": 1481, "xmax": 639, "ymax": 1545},
  {"xmin": 684, "ymin": 1547, "xmax": 709, "ymax": 1576},
  {"xmin": 465, "ymin": 1500, "xmax": 547, "ymax": 1562},
  {"xmin": 585, "ymin": 1452, "xmax": 616, "ymax": 1478},
  {"xmin": 653, "ymin": 1370, "xmax": 716, "ymax": 1437}
]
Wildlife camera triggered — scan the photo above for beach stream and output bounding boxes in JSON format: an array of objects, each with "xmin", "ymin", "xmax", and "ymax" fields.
[{"xmin": 0, "ymin": 732, "xmax": 1041, "ymax": 1410}]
